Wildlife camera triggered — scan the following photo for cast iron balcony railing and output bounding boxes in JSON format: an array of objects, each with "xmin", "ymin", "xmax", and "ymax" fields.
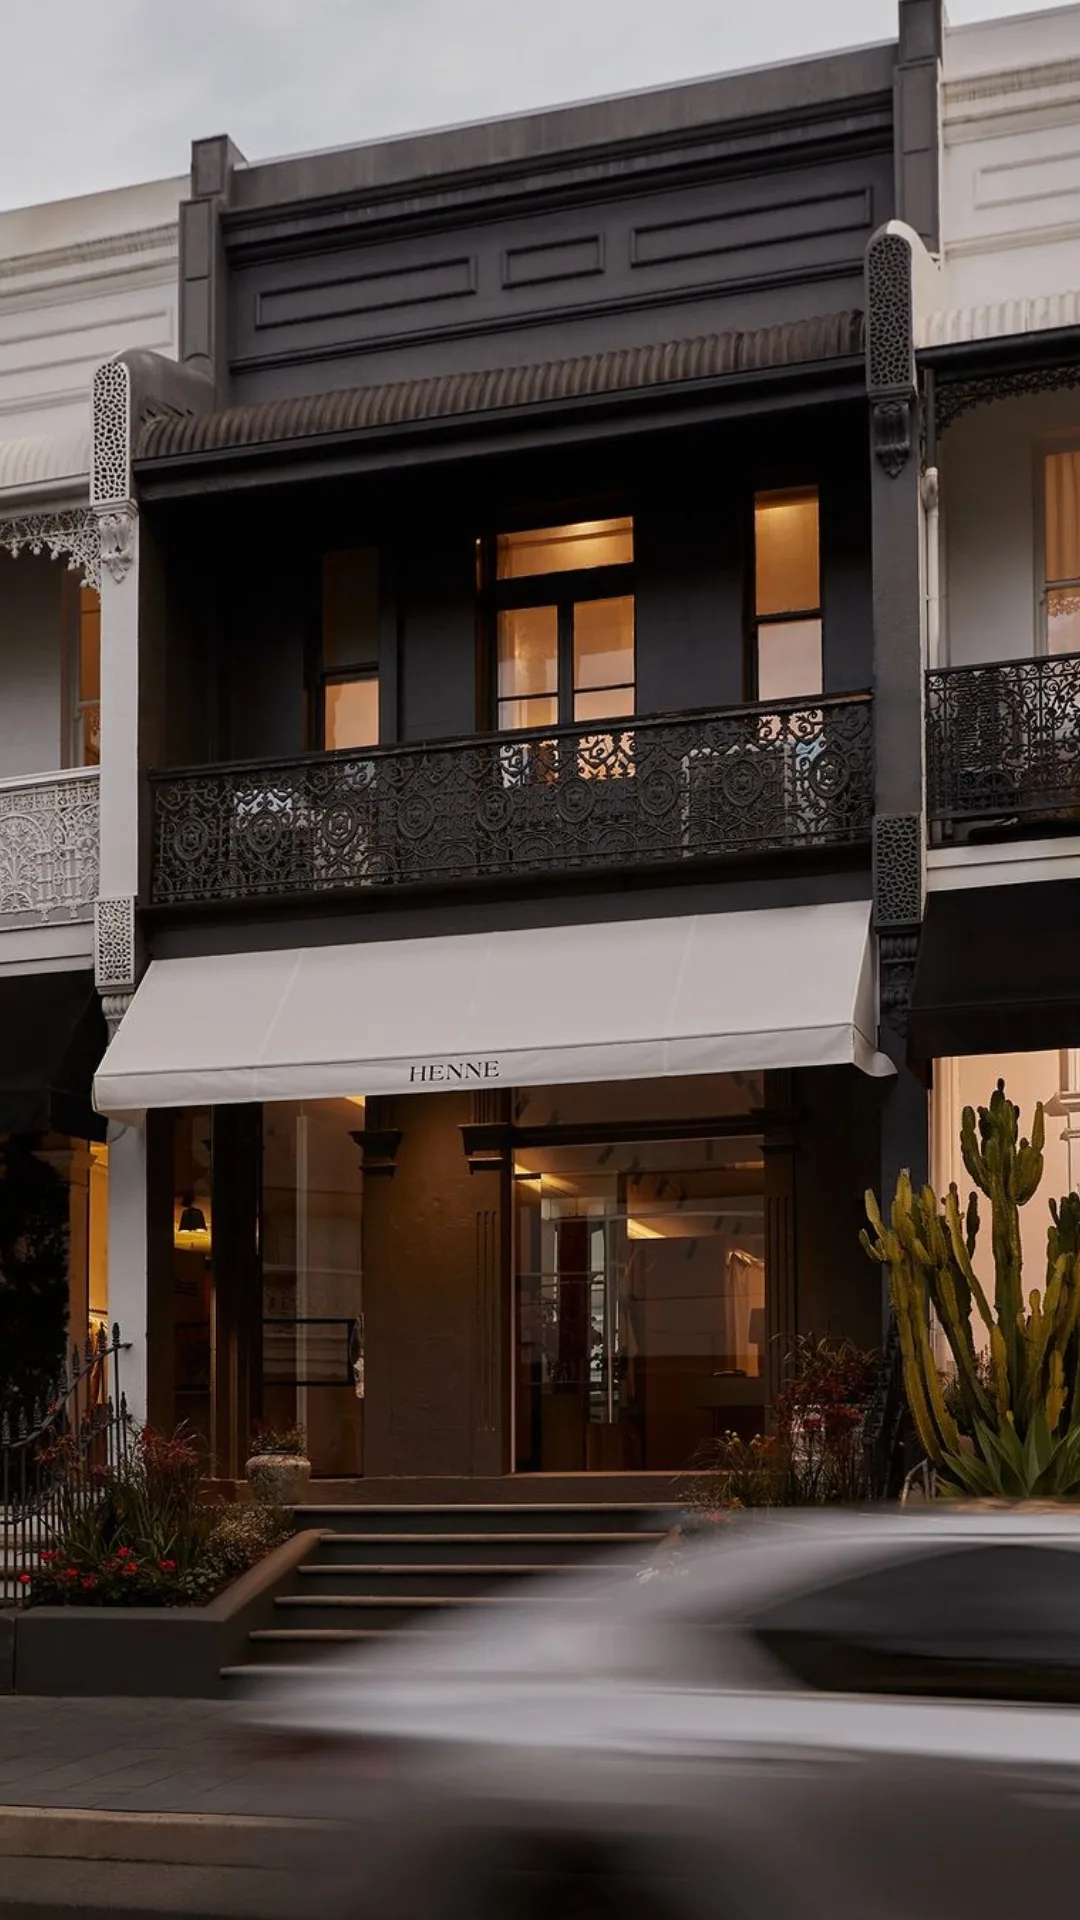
[
  {"xmin": 926, "ymin": 651, "xmax": 1080, "ymax": 837},
  {"xmin": 0, "ymin": 766, "xmax": 99, "ymax": 926},
  {"xmin": 150, "ymin": 694, "xmax": 874, "ymax": 909}
]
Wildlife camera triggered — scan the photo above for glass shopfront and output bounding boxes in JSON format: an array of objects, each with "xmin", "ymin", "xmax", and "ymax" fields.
[
  {"xmin": 513, "ymin": 1135, "xmax": 765, "ymax": 1471},
  {"xmin": 158, "ymin": 1068, "xmax": 786, "ymax": 1480},
  {"xmin": 511, "ymin": 1074, "xmax": 767, "ymax": 1472}
]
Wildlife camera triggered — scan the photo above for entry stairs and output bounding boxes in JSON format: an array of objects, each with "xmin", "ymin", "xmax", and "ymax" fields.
[{"xmin": 222, "ymin": 1501, "xmax": 676, "ymax": 1687}]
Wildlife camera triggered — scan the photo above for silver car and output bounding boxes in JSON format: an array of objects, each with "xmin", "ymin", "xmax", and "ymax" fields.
[{"xmin": 256, "ymin": 1507, "xmax": 1080, "ymax": 1920}]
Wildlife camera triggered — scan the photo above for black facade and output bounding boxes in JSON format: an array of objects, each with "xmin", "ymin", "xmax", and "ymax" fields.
[{"xmin": 109, "ymin": 8, "xmax": 947, "ymax": 1480}]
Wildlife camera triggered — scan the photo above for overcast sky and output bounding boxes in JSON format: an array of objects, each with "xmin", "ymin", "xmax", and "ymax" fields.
[{"xmin": 0, "ymin": 0, "xmax": 1062, "ymax": 212}]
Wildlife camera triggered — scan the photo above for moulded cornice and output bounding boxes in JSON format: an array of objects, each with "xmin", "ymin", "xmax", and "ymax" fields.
[{"xmin": 0, "ymin": 220, "xmax": 179, "ymax": 285}]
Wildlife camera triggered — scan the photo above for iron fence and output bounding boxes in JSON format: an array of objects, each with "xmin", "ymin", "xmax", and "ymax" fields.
[
  {"xmin": 926, "ymin": 650, "xmax": 1080, "ymax": 833},
  {"xmin": 1, "ymin": 1324, "xmax": 130, "ymax": 1604},
  {"xmin": 862, "ymin": 1317, "xmax": 915, "ymax": 1500},
  {"xmin": 151, "ymin": 694, "xmax": 874, "ymax": 908}
]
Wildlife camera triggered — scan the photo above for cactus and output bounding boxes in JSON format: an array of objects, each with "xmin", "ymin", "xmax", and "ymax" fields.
[{"xmin": 862, "ymin": 1080, "xmax": 1080, "ymax": 1497}]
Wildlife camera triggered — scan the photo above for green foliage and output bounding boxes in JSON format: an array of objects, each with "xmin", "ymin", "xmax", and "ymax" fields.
[
  {"xmin": 23, "ymin": 1425, "xmax": 295, "ymax": 1608},
  {"xmin": 862, "ymin": 1078, "xmax": 1080, "ymax": 1499},
  {"xmin": 249, "ymin": 1421, "xmax": 308, "ymax": 1458},
  {"xmin": 944, "ymin": 1411, "xmax": 1080, "ymax": 1502},
  {"xmin": 681, "ymin": 1335, "xmax": 880, "ymax": 1513},
  {"xmin": 208, "ymin": 1500, "xmax": 293, "ymax": 1575}
]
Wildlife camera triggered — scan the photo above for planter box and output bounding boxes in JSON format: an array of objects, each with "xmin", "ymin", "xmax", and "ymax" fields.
[{"xmin": 7, "ymin": 1529, "xmax": 321, "ymax": 1698}]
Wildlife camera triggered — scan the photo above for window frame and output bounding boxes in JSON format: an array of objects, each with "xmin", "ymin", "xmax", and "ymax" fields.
[
  {"xmin": 67, "ymin": 580, "xmax": 101, "ymax": 769},
  {"xmin": 1037, "ymin": 440, "xmax": 1080, "ymax": 659},
  {"xmin": 479, "ymin": 523, "xmax": 636, "ymax": 732},
  {"xmin": 316, "ymin": 547, "xmax": 382, "ymax": 753},
  {"xmin": 747, "ymin": 483, "xmax": 824, "ymax": 704}
]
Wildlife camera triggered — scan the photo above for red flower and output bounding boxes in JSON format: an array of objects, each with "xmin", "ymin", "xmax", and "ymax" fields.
[
  {"xmin": 157, "ymin": 1559, "xmax": 177, "ymax": 1574},
  {"xmin": 121, "ymin": 1563, "xmax": 139, "ymax": 1577},
  {"xmin": 115, "ymin": 1546, "xmax": 134, "ymax": 1560},
  {"xmin": 38, "ymin": 1550, "xmax": 58, "ymax": 1564},
  {"xmin": 17, "ymin": 1573, "xmax": 30, "ymax": 1586},
  {"xmin": 80, "ymin": 1575, "xmax": 98, "ymax": 1590},
  {"xmin": 58, "ymin": 1568, "xmax": 79, "ymax": 1584}
]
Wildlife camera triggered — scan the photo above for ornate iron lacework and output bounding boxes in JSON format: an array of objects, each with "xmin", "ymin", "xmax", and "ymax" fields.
[
  {"xmin": 926, "ymin": 651, "xmax": 1080, "ymax": 832},
  {"xmin": 0, "ymin": 771, "xmax": 99, "ymax": 925},
  {"xmin": 0, "ymin": 509, "xmax": 99, "ymax": 591},
  {"xmin": 937, "ymin": 363, "xmax": 1080, "ymax": 435},
  {"xmin": 151, "ymin": 696, "xmax": 874, "ymax": 908}
]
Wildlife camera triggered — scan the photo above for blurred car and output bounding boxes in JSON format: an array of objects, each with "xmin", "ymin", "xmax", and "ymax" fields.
[{"xmin": 253, "ymin": 1507, "xmax": 1080, "ymax": 1920}]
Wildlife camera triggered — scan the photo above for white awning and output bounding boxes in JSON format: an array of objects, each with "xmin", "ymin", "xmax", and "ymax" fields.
[{"xmin": 93, "ymin": 900, "xmax": 893, "ymax": 1116}]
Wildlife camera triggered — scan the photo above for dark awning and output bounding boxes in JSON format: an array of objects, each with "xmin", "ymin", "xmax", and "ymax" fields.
[
  {"xmin": 0, "ymin": 971, "xmax": 107, "ymax": 1141},
  {"xmin": 135, "ymin": 310, "xmax": 864, "ymax": 465},
  {"xmin": 911, "ymin": 882, "xmax": 1080, "ymax": 1061}
]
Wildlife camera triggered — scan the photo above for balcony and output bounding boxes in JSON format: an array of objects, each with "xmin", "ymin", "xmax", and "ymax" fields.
[
  {"xmin": 0, "ymin": 767, "xmax": 99, "ymax": 926},
  {"xmin": 926, "ymin": 652, "xmax": 1080, "ymax": 840},
  {"xmin": 150, "ymin": 694, "xmax": 874, "ymax": 910}
]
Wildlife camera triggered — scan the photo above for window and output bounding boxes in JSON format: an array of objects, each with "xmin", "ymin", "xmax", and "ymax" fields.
[
  {"xmin": 1044, "ymin": 451, "xmax": 1080, "ymax": 655},
  {"xmin": 753, "ymin": 488, "xmax": 823, "ymax": 701},
  {"xmin": 321, "ymin": 549, "xmax": 379, "ymax": 750},
  {"xmin": 74, "ymin": 587, "xmax": 101, "ymax": 767},
  {"xmin": 487, "ymin": 517, "xmax": 634, "ymax": 731},
  {"xmin": 755, "ymin": 1544, "xmax": 1080, "ymax": 1704}
]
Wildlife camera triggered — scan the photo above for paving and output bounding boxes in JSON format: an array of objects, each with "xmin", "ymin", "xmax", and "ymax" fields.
[
  {"xmin": 0, "ymin": 1696, "xmax": 361, "ymax": 1914},
  {"xmin": 0, "ymin": 1696, "xmax": 299, "ymax": 1818}
]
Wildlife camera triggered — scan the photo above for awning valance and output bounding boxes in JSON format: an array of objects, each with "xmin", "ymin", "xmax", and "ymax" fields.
[
  {"xmin": 912, "ymin": 882, "xmax": 1080, "ymax": 1061},
  {"xmin": 94, "ymin": 901, "xmax": 891, "ymax": 1117}
]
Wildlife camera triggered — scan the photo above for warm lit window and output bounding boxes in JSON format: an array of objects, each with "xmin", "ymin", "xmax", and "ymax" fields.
[
  {"xmin": 753, "ymin": 488, "xmax": 823, "ymax": 701},
  {"xmin": 1044, "ymin": 452, "xmax": 1080, "ymax": 655},
  {"xmin": 74, "ymin": 587, "xmax": 101, "ymax": 766},
  {"xmin": 321, "ymin": 549, "xmax": 379, "ymax": 749},
  {"xmin": 488, "ymin": 517, "xmax": 634, "ymax": 730}
]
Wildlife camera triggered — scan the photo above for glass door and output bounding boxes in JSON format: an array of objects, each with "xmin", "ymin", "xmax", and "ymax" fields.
[{"xmin": 514, "ymin": 1134, "xmax": 765, "ymax": 1472}]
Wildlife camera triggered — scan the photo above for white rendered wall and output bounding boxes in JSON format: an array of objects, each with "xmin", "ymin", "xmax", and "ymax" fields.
[
  {"xmin": 0, "ymin": 551, "xmax": 66, "ymax": 774},
  {"xmin": 940, "ymin": 5, "xmax": 1080, "ymax": 315},
  {"xmin": 0, "ymin": 177, "xmax": 182, "ymax": 456}
]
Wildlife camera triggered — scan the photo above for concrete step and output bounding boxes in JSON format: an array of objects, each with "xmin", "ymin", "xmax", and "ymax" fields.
[
  {"xmin": 234, "ymin": 1625, "xmax": 450, "ymax": 1673},
  {"xmin": 310, "ymin": 1530, "xmax": 663, "ymax": 1567},
  {"xmin": 295, "ymin": 1561, "xmax": 600, "ymax": 1598},
  {"xmin": 273, "ymin": 1591, "xmax": 570, "ymax": 1631},
  {"xmin": 295, "ymin": 1502, "xmax": 676, "ymax": 1537}
]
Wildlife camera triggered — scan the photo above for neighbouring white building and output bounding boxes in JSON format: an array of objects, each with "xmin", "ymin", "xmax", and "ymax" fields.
[
  {"xmin": 913, "ymin": 4, "xmax": 1080, "ymax": 1280},
  {"xmin": 0, "ymin": 176, "xmax": 181, "ymax": 1378}
]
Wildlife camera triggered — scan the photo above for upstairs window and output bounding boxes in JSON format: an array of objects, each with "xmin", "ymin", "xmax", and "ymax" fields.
[
  {"xmin": 753, "ymin": 488, "xmax": 822, "ymax": 701},
  {"xmin": 73, "ymin": 587, "xmax": 101, "ymax": 767},
  {"xmin": 321, "ymin": 549, "xmax": 379, "ymax": 750},
  {"xmin": 1044, "ymin": 451, "xmax": 1080, "ymax": 656},
  {"xmin": 487, "ymin": 517, "xmax": 634, "ymax": 731}
]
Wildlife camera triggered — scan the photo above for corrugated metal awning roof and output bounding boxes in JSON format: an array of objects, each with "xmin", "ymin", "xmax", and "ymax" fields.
[
  {"xmin": 918, "ymin": 290, "xmax": 1080, "ymax": 351},
  {"xmin": 135, "ymin": 311, "xmax": 865, "ymax": 464},
  {"xmin": 0, "ymin": 426, "xmax": 90, "ymax": 500}
]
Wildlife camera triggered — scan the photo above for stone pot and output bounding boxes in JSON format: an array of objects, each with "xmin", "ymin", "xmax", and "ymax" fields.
[{"xmin": 245, "ymin": 1452, "xmax": 312, "ymax": 1504}]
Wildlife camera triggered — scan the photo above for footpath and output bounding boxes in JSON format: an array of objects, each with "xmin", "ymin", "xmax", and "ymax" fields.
[{"xmin": 0, "ymin": 1695, "xmax": 360, "ymax": 1918}]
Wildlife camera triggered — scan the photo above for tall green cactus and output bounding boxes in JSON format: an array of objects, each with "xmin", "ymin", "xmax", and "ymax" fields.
[{"xmin": 862, "ymin": 1080, "xmax": 1080, "ymax": 1496}]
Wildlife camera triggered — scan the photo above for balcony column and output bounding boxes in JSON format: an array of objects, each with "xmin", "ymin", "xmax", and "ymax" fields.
[
  {"xmin": 865, "ymin": 223, "xmax": 936, "ymax": 1277},
  {"xmin": 89, "ymin": 358, "xmax": 145, "ymax": 1414}
]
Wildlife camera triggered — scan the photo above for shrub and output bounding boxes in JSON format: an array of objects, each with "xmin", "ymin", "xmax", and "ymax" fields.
[
  {"xmin": 249, "ymin": 1422, "xmax": 307, "ymax": 1458},
  {"xmin": 680, "ymin": 1335, "xmax": 880, "ymax": 1516},
  {"xmin": 208, "ymin": 1501, "xmax": 293, "ymax": 1575},
  {"xmin": 23, "ymin": 1424, "xmax": 294, "ymax": 1609}
]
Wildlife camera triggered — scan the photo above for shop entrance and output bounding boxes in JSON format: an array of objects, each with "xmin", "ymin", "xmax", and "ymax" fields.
[{"xmin": 513, "ymin": 1130, "xmax": 766, "ymax": 1472}]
